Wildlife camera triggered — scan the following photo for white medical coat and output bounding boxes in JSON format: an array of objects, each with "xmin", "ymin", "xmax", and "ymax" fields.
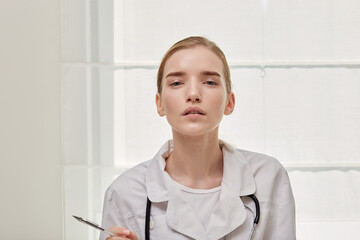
[{"xmin": 100, "ymin": 140, "xmax": 296, "ymax": 240}]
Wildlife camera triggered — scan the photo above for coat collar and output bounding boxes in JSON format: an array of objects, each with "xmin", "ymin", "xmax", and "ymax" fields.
[
  {"xmin": 145, "ymin": 140, "xmax": 256, "ymax": 239},
  {"xmin": 146, "ymin": 140, "xmax": 175, "ymax": 202}
]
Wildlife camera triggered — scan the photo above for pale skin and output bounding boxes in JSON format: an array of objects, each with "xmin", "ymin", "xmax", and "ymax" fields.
[{"xmin": 106, "ymin": 46, "xmax": 235, "ymax": 240}]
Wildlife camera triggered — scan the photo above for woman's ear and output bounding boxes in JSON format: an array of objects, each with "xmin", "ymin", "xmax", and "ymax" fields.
[
  {"xmin": 224, "ymin": 92, "xmax": 235, "ymax": 115},
  {"xmin": 155, "ymin": 93, "xmax": 166, "ymax": 116}
]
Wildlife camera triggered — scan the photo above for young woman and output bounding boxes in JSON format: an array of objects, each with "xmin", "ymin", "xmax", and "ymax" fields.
[{"xmin": 100, "ymin": 36, "xmax": 296, "ymax": 240}]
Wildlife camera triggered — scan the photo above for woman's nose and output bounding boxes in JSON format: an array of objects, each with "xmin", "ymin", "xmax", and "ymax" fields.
[{"xmin": 186, "ymin": 82, "xmax": 202, "ymax": 103}]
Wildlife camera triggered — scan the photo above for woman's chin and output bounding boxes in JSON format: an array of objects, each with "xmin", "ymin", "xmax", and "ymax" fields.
[{"xmin": 171, "ymin": 125, "xmax": 219, "ymax": 138}]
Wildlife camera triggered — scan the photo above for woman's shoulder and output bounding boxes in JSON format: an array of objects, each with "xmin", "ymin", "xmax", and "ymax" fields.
[
  {"xmin": 235, "ymin": 148, "xmax": 291, "ymax": 200},
  {"xmin": 103, "ymin": 160, "xmax": 152, "ymax": 217},
  {"xmin": 105, "ymin": 160, "xmax": 151, "ymax": 198},
  {"xmin": 236, "ymin": 148, "xmax": 286, "ymax": 172},
  {"xmin": 235, "ymin": 148, "xmax": 290, "ymax": 187}
]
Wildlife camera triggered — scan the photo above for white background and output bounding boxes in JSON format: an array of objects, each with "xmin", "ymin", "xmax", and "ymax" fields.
[{"xmin": 61, "ymin": 0, "xmax": 360, "ymax": 239}]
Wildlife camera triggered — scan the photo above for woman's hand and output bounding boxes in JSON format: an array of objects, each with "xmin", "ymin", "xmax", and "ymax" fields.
[{"xmin": 106, "ymin": 226, "xmax": 139, "ymax": 240}]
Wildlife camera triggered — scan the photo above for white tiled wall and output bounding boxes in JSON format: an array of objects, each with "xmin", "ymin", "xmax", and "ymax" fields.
[
  {"xmin": 264, "ymin": 0, "xmax": 360, "ymax": 61},
  {"xmin": 264, "ymin": 68, "xmax": 360, "ymax": 164},
  {"xmin": 62, "ymin": 0, "xmax": 360, "ymax": 239},
  {"xmin": 118, "ymin": 0, "xmax": 264, "ymax": 62}
]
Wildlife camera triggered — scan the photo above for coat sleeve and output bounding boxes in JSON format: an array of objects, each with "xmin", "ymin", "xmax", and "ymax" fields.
[
  {"xmin": 99, "ymin": 187, "xmax": 128, "ymax": 240},
  {"xmin": 271, "ymin": 168, "xmax": 296, "ymax": 240}
]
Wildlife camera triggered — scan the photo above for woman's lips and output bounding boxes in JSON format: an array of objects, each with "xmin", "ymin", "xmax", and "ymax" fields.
[
  {"xmin": 183, "ymin": 106, "xmax": 205, "ymax": 116},
  {"xmin": 182, "ymin": 106, "xmax": 205, "ymax": 119},
  {"xmin": 184, "ymin": 113, "xmax": 204, "ymax": 119}
]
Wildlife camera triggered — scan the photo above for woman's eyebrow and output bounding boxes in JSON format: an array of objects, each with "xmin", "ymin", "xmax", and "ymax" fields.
[
  {"xmin": 165, "ymin": 71, "xmax": 186, "ymax": 78},
  {"xmin": 165, "ymin": 71, "xmax": 220, "ymax": 78},
  {"xmin": 201, "ymin": 71, "xmax": 220, "ymax": 77}
]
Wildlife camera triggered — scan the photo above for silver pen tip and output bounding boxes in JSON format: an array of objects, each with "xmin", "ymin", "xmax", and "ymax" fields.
[{"xmin": 73, "ymin": 215, "xmax": 82, "ymax": 221}]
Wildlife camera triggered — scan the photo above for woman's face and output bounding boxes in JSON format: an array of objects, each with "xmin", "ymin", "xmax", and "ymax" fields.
[{"xmin": 156, "ymin": 46, "xmax": 235, "ymax": 137}]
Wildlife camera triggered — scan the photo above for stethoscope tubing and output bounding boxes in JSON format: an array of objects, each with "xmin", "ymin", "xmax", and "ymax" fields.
[
  {"xmin": 145, "ymin": 194, "xmax": 260, "ymax": 240},
  {"xmin": 145, "ymin": 197, "xmax": 152, "ymax": 240}
]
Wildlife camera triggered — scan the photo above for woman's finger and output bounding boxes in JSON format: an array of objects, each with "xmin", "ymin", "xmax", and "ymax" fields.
[
  {"xmin": 109, "ymin": 226, "xmax": 130, "ymax": 236},
  {"xmin": 127, "ymin": 231, "xmax": 139, "ymax": 240},
  {"xmin": 106, "ymin": 236, "xmax": 131, "ymax": 240},
  {"xmin": 106, "ymin": 226, "xmax": 138, "ymax": 240}
]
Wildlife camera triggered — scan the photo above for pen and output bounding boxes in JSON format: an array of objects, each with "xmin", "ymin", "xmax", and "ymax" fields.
[{"xmin": 73, "ymin": 215, "xmax": 116, "ymax": 236}]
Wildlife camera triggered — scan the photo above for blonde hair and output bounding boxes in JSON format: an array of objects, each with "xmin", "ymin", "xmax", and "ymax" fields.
[{"xmin": 157, "ymin": 36, "xmax": 231, "ymax": 95}]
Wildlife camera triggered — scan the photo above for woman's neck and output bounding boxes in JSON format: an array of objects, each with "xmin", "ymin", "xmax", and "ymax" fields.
[{"xmin": 165, "ymin": 130, "xmax": 224, "ymax": 189}]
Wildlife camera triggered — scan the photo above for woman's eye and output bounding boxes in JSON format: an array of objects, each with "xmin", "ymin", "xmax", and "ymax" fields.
[
  {"xmin": 204, "ymin": 80, "xmax": 218, "ymax": 86},
  {"xmin": 170, "ymin": 81, "xmax": 182, "ymax": 86}
]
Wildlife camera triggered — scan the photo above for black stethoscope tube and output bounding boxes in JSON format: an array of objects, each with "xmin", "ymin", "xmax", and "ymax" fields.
[
  {"xmin": 145, "ymin": 197, "xmax": 152, "ymax": 240},
  {"xmin": 145, "ymin": 194, "xmax": 260, "ymax": 240},
  {"xmin": 247, "ymin": 194, "xmax": 260, "ymax": 225}
]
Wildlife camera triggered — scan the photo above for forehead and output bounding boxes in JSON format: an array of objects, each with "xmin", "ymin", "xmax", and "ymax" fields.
[{"xmin": 163, "ymin": 46, "xmax": 224, "ymax": 74}]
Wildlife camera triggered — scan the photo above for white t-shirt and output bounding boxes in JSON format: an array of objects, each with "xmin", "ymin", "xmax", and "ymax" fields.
[{"xmin": 176, "ymin": 182, "xmax": 222, "ymax": 230}]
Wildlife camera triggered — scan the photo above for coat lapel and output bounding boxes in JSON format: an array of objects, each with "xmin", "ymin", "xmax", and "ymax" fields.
[
  {"xmin": 166, "ymin": 187, "xmax": 208, "ymax": 239},
  {"xmin": 206, "ymin": 142, "xmax": 256, "ymax": 239},
  {"xmin": 206, "ymin": 185, "xmax": 247, "ymax": 239}
]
